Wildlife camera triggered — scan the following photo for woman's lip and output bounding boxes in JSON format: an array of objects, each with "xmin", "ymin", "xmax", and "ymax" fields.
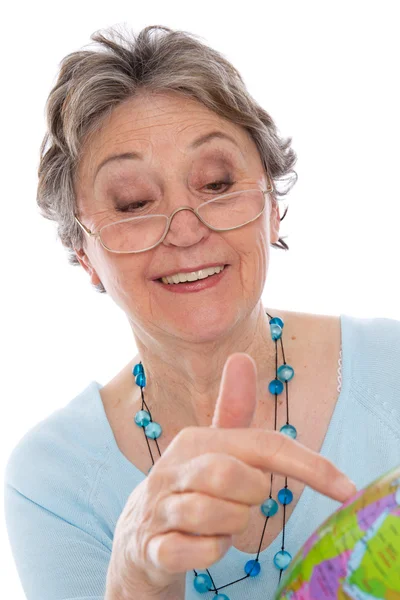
[
  {"xmin": 155, "ymin": 264, "xmax": 230, "ymax": 282},
  {"xmin": 152, "ymin": 263, "xmax": 229, "ymax": 281},
  {"xmin": 153, "ymin": 265, "xmax": 230, "ymax": 292}
]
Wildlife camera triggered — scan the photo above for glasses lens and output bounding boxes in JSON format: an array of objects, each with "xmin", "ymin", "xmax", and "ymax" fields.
[
  {"xmin": 100, "ymin": 215, "xmax": 168, "ymax": 253},
  {"xmin": 198, "ymin": 190, "xmax": 264, "ymax": 230},
  {"xmin": 99, "ymin": 190, "xmax": 265, "ymax": 253}
]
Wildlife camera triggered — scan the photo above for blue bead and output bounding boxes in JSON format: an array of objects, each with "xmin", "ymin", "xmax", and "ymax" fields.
[
  {"xmin": 193, "ymin": 573, "xmax": 212, "ymax": 593},
  {"xmin": 134, "ymin": 410, "xmax": 151, "ymax": 427},
  {"xmin": 145, "ymin": 421, "xmax": 162, "ymax": 439},
  {"xmin": 273, "ymin": 550, "xmax": 292, "ymax": 570},
  {"xmin": 270, "ymin": 323, "xmax": 282, "ymax": 341},
  {"xmin": 133, "ymin": 363, "xmax": 144, "ymax": 376},
  {"xmin": 278, "ymin": 488, "xmax": 293, "ymax": 505},
  {"xmin": 215, "ymin": 595, "xmax": 230, "ymax": 600},
  {"xmin": 268, "ymin": 379, "xmax": 284, "ymax": 395},
  {"xmin": 277, "ymin": 364, "xmax": 295, "ymax": 382},
  {"xmin": 261, "ymin": 498, "xmax": 278, "ymax": 517},
  {"xmin": 244, "ymin": 559, "xmax": 261, "ymax": 577},
  {"xmin": 270, "ymin": 316, "xmax": 284, "ymax": 329},
  {"xmin": 135, "ymin": 372, "xmax": 146, "ymax": 387},
  {"xmin": 280, "ymin": 424, "xmax": 297, "ymax": 439}
]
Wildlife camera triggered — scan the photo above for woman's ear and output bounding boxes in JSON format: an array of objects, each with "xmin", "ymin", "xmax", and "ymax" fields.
[
  {"xmin": 74, "ymin": 247, "xmax": 102, "ymax": 287},
  {"xmin": 269, "ymin": 196, "xmax": 281, "ymax": 244}
]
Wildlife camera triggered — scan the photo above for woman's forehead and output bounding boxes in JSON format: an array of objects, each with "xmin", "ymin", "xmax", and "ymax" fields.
[
  {"xmin": 102, "ymin": 91, "xmax": 233, "ymax": 133},
  {"xmin": 83, "ymin": 92, "xmax": 251, "ymax": 164},
  {"xmin": 75, "ymin": 92, "xmax": 261, "ymax": 199}
]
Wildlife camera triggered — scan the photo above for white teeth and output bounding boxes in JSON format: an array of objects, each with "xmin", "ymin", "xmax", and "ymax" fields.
[{"xmin": 161, "ymin": 265, "xmax": 225, "ymax": 285}]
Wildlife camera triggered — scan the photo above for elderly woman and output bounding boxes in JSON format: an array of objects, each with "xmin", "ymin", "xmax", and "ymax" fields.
[{"xmin": 4, "ymin": 24, "xmax": 400, "ymax": 600}]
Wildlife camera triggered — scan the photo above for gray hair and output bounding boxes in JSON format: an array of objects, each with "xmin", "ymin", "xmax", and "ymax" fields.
[{"xmin": 37, "ymin": 24, "xmax": 297, "ymax": 294}]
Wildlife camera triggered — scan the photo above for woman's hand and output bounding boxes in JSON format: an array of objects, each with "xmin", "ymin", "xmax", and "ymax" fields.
[{"xmin": 107, "ymin": 354, "xmax": 356, "ymax": 597}]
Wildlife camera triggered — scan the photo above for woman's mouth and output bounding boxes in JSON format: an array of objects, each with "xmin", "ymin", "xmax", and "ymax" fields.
[{"xmin": 154, "ymin": 265, "xmax": 230, "ymax": 293}]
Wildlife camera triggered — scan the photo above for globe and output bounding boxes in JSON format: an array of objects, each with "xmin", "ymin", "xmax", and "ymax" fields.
[{"xmin": 274, "ymin": 464, "xmax": 400, "ymax": 599}]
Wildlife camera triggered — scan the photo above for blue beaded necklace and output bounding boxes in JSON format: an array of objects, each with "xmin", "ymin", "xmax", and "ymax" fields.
[{"xmin": 133, "ymin": 311, "xmax": 296, "ymax": 599}]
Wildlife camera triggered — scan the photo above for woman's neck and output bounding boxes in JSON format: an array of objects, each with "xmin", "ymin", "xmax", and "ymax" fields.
[{"xmin": 131, "ymin": 304, "xmax": 294, "ymax": 429}]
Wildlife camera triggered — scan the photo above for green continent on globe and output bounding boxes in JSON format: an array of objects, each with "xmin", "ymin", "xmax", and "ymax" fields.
[{"xmin": 274, "ymin": 464, "xmax": 400, "ymax": 599}]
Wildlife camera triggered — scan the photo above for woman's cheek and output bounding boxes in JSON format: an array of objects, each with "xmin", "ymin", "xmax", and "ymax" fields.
[{"xmin": 246, "ymin": 229, "xmax": 269, "ymax": 292}]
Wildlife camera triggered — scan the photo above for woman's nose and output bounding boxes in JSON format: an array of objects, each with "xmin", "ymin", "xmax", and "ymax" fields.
[{"xmin": 162, "ymin": 206, "xmax": 211, "ymax": 248}]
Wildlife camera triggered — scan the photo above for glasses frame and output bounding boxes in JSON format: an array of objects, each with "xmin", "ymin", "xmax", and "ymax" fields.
[{"xmin": 74, "ymin": 174, "xmax": 274, "ymax": 254}]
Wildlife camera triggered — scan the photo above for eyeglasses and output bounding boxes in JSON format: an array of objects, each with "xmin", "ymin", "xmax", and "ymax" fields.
[{"xmin": 74, "ymin": 177, "xmax": 273, "ymax": 254}]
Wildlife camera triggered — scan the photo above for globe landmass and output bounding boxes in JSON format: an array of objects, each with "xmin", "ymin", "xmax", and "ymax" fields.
[{"xmin": 275, "ymin": 464, "xmax": 400, "ymax": 599}]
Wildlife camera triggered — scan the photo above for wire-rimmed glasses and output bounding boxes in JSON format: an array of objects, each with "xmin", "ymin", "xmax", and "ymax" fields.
[{"xmin": 74, "ymin": 177, "xmax": 273, "ymax": 254}]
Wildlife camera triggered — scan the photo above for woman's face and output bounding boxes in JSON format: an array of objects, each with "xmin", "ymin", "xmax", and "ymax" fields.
[{"xmin": 75, "ymin": 91, "xmax": 280, "ymax": 343}]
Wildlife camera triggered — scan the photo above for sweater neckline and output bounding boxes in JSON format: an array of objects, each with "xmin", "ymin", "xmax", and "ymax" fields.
[{"xmin": 91, "ymin": 313, "xmax": 351, "ymax": 559}]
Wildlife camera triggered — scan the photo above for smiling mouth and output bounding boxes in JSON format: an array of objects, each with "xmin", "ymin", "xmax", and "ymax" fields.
[{"xmin": 156, "ymin": 264, "xmax": 229, "ymax": 284}]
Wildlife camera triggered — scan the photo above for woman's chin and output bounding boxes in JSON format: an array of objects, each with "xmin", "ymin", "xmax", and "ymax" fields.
[{"xmin": 167, "ymin": 306, "xmax": 237, "ymax": 342}]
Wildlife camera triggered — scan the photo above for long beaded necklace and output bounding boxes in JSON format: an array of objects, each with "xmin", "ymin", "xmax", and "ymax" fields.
[{"xmin": 133, "ymin": 310, "xmax": 297, "ymax": 599}]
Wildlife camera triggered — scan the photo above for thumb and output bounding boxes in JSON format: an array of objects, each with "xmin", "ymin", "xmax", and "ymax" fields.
[{"xmin": 211, "ymin": 353, "xmax": 258, "ymax": 429}]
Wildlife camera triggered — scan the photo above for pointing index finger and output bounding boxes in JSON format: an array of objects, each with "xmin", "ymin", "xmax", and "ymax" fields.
[{"xmin": 164, "ymin": 427, "xmax": 356, "ymax": 503}]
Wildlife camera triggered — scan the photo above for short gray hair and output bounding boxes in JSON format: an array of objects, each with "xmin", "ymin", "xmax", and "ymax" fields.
[{"xmin": 37, "ymin": 24, "xmax": 297, "ymax": 294}]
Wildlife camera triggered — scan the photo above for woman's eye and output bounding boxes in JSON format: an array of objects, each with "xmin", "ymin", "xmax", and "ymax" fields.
[
  {"xmin": 116, "ymin": 180, "xmax": 235, "ymax": 212},
  {"xmin": 205, "ymin": 180, "xmax": 234, "ymax": 192},
  {"xmin": 117, "ymin": 200, "xmax": 149, "ymax": 213}
]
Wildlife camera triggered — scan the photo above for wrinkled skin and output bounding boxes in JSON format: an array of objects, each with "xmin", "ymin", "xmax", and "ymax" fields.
[{"xmin": 106, "ymin": 355, "xmax": 356, "ymax": 597}]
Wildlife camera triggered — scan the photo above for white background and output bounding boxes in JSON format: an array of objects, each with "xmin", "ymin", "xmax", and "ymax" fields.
[{"xmin": 2, "ymin": 1, "xmax": 399, "ymax": 597}]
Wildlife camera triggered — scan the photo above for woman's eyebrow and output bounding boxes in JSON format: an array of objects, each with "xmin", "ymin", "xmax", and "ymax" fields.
[
  {"xmin": 188, "ymin": 131, "xmax": 240, "ymax": 151},
  {"xmin": 94, "ymin": 131, "xmax": 242, "ymax": 182}
]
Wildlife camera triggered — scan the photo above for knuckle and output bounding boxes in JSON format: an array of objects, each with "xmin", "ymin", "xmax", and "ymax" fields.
[
  {"xmin": 251, "ymin": 429, "xmax": 266, "ymax": 454},
  {"xmin": 168, "ymin": 494, "xmax": 191, "ymax": 528},
  {"xmin": 259, "ymin": 429, "xmax": 288, "ymax": 460},
  {"xmin": 154, "ymin": 533, "xmax": 178, "ymax": 573},
  {"xmin": 208, "ymin": 456, "xmax": 238, "ymax": 494},
  {"xmin": 179, "ymin": 426, "xmax": 202, "ymax": 444},
  {"xmin": 189, "ymin": 494, "xmax": 212, "ymax": 529},
  {"xmin": 176, "ymin": 426, "xmax": 195, "ymax": 443},
  {"xmin": 146, "ymin": 463, "xmax": 171, "ymax": 494},
  {"xmin": 173, "ymin": 426, "xmax": 204, "ymax": 455},
  {"xmin": 164, "ymin": 493, "xmax": 208, "ymax": 530},
  {"xmin": 162, "ymin": 495, "xmax": 181, "ymax": 528},
  {"xmin": 157, "ymin": 532, "xmax": 199, "ymax": 574}
]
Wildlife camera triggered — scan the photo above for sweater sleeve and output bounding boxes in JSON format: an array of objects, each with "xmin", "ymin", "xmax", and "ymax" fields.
[
  {"xmin": 3, "ymin": 409, "xmax": 115, "ymax": 600},
  {"xmin": 4, "ymin": 483, "xmax": 110, "ymax": 600}
]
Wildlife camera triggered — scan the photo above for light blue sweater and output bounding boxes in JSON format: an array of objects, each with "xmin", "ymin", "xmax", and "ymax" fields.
[{"xmin": 4, "ymin": 314, "xmax": 400, "ymax": 600}]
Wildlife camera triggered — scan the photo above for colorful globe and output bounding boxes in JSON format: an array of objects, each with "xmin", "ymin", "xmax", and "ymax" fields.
[{"xmin": 275, "ymin": 464, "xmax": 400, "ymax": 599}]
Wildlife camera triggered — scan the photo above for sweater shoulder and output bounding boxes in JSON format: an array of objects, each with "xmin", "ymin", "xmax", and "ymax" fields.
[{"xmin": 4, "ymin": 381, "xmax": 109, "ymax": 515}]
